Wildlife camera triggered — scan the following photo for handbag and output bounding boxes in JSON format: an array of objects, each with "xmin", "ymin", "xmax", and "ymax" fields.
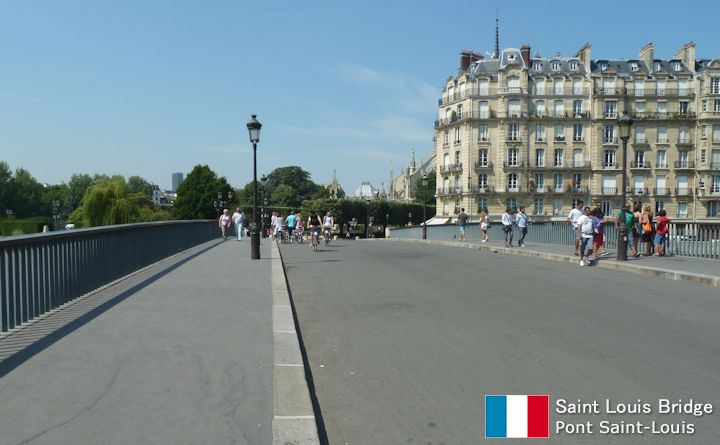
[{"xmin": 642, "ymin": 215, "xmax": 652, "ymax": 234}]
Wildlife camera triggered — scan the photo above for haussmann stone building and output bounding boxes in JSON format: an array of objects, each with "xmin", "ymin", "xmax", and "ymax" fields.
[{"xmin": 434, "ymin": 42, "xmax": 720, "ymax": 221}]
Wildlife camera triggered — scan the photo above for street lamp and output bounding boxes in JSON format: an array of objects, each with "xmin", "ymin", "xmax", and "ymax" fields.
[
  {"xmin": 616, "ymin": 112, "xmax": 633, "ymax": 261},
  {"xmin": 247, "ymin": 114, "xmax": 262, "ymax": 259},
  {"xmin": 365, "ymin": 198, "xmax": 371, "ymax": 238},
  {"xmin": 422, "ymin": 173, "xmax": 428, "ymax": 239}
]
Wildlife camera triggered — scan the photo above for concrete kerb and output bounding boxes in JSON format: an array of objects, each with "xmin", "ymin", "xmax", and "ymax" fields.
[
  {"xmin": 380, "ymin": 238, "xmax": 720, "ymax": 287},
  {"xmin": 270, "ymin": 241, "xmax": 321, "ymax": 445}
]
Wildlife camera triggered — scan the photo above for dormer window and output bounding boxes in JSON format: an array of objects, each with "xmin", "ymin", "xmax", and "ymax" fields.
[
  {"xmin": 600, "ymin": 63, "xmax": 607, "ymax": 71},
  {"xmin": 551, "ymin": 61, "xmax": 560, "ymax": 71},
  {"xmin": 673, "ymin": 61, "xmax": 681, "ymax": 71},
  {"xmin": 630, "ymin": 63, "xmax": 638, "ymax": 72},
  {"xmin": 569, "ymin": 61, "xmax": 578, "ymax": 71},
  {"xmin": 654, "ymin": 62, "xmax": 661, "ymax": 71},
  {"xmin": 533, "ymin": 61, "xmax": 542, "ymax": 71},
  {"xmin": 508, "ymin": 53, "xmax": 516, "ymax": 62}
]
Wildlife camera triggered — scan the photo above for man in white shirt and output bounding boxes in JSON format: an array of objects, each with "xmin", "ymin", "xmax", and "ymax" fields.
[
  {"xmin": 576, "ymin": 206, "xmax": 594, "ymax": 266},
  {"xmin": 232, "ymin": 207, "xmax": 245, "ymax": 241},
  {"xmin": 501, "ymin": 207, "xmax": 514, "ymax": 247},
  {"xmin": 567, "ymin": 200, "xmax": 584, "ymax": 256}
]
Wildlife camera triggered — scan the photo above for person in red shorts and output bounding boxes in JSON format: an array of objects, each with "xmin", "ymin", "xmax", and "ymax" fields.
[
  {"xmin": 654, "ymin": 209, "xmax": 671, "ymax": 256},
  {"xmin": 590, "ymin": 208, "xmax": 607, "ymax": 261}
]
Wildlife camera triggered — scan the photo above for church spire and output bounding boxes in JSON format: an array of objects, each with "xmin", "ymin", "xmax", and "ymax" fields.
[{"xmin": 494, "ymin": 9, "xmax": 500, "ymax": 59}]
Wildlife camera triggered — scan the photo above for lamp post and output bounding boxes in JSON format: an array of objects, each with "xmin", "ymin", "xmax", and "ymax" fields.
[
  {"xmin": 247, "ymin": 114, "xmax": 262, "ymax": 259},
  {"xmin": 616, "ymin": 112, "xmax": 633, "ymax": 261},
  {"xmin": 422, "ymin": 173, "xmax": 428, "ymax": 239},
  {"xmin": 365, "ymin": 198, "xmax": 371, "ymax": 238}
]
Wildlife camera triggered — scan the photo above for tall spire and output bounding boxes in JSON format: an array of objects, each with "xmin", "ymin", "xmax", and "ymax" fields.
[
  {"xmin": 332, "ymin": 168, "xmax": 338, "ymax": 184},
  {"xmin": 494, "ymin": 8, "xmax": 500, "ymax": 59}
]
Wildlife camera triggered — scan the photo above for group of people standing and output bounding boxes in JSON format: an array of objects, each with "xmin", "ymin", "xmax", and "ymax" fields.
[
  {"xmin": 456, "ymin": 206, "xmax": 530, "ymax": 247},
  {"xmin": 218, "ymin": 208, "xmax": 246, "ymax": 241}
]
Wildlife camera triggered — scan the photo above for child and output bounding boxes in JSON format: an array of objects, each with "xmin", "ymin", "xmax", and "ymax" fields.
[{"xmin": 654, "ymin": 209, "xmax": 670, "ymax": 256}]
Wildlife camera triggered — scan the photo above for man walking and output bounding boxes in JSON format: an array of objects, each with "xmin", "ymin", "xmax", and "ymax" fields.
[
  {"xmin": 232, "ymin": 207, "xmax": 245, "ymax": 241},
  {"xmin": 502, "ymin": 207, "xmax": 514, "ymax": 247},
  {"xmin": 516, "ymin": 206, "xmax": 529, "ymax": 247},
  {"xmin": 457, "ymin": 208, "xmax": 469, "ymax": 241},
  {"xmin": 577, "ymin": 206, "xmax": 594, "ymax": 266},
  {"xmin": 567, "ymin": 200, "xmax": 584, "ymax": 255}
]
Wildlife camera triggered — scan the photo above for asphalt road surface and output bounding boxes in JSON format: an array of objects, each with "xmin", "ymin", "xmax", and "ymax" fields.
[{"xmin": 279, "ymin": 240, "xmax": 719, "ymax": 445}]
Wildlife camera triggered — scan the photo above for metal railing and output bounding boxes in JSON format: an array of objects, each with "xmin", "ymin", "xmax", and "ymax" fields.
[
  {"xmin": 391, "ymin": 221, "xmax": 720, "ymax": 259},
  {"xmin": 0, "ymin": 221, "xmax": 218, "ymax": 334}
]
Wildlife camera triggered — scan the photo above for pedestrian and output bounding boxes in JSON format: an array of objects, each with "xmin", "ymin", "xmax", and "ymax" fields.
[
  {"xmin": 479, "ymin": 210, "xmax": 490, "ymax": 242},
  {"xmin": 516, "ymin": 206, "xmax": 529, "ymax": 247},
  {"xmin": 274, "ymin": 212, "xmax": 284, "ymax": 240},
  {"xmin": 616, "ymin": 202, "xmax": 638, "ymax": 258},
  {"xmin": 640, "ymin": 204, "xmax": 654, "ymax": 256},
  {"xmin": 632, "ymin": 203, "xmax": 642, "ymax": 258},
  {"xmin": 457, "ymin": 208, "xmax": 468, "ymax": 241},
  {"xmin": 294, "ymin": 211, "xmax": 303, "ymax": 242},
  {"xmin": 654, "ymin": 209, "xmax": 670, "ymax": 256},
  {"xmin": 502, "ymin": 207, "xmax": 514, "ymax": 247},
  {"xmin": 577, "ymin": 206, "xmax": 594, "ymax": 266},
  {"xmin": 232, "ymin": 207, "xmax": 245, "ymax": 241},
  {"xmin": 567, "ymin": 200, "xmax": 584, "ymax": 255},
  {"xmin": 594, "ymin": 202, "xmax": 607, "ymax": 255},
  {"xmin": 590, "ymin": 208, "xmax": 607, "ymax": 260},
  {"xmin": 218, "ymin": 209, "xmax": 232, "ymax": 240}
]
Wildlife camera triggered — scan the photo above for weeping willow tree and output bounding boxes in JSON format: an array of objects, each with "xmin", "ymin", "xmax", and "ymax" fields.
[{"xmin": 68, "ymin": 177, "xmax": 170, "ymax": 227}]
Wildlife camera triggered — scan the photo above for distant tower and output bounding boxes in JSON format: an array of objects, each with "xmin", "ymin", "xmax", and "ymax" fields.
[
  {"xmin": 171, "ymin": 172, "xmax": 184, "ymax": 192},
  {"xmin": 494, "ymin": 9, "xmax": 500, "ymax": 59}
]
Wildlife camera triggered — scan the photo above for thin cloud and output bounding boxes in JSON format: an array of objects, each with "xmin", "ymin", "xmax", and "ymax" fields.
[{"xmin": 0, "ymin": 90, "xmax": 42, "ymax": 103}]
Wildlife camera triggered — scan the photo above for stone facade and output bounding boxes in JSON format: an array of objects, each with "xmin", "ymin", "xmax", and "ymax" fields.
[
  {"xmin": 387, "ymin": 150, "xmax": 436, "ymax": 202},
  {"xmin": 435, "ymin": 43, "xmax": 720, "ymax": 221}
]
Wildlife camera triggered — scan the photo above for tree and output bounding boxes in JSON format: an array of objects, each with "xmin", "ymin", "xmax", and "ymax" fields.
[
  {"xmin": 0, "ymin": 161, "xmax": 11, "ymax": 215},
  {"xmin": 172, "ymin": 165, "xmax": 231, "ymax": 220},
  {"xmin": 240, "ymin": 166, "xmax": 324, "ymax": 210},
  {"xmin": 413, "ymin": 170, "xmax": 436, "ymax": 205},
  {"xmin": 67, "ymin": 173, "xmax": 94, "ymax": 214},
  {"xmin": 67, "ymin": 177, "xmax": 162, "ymax": 227},
  {"xmin": 127, "ymin": 175, "xmax": 154, "ymax": 197},
  {"xmin": 7, "ymin": 168, "xmax": 45, "ymax": 217}
]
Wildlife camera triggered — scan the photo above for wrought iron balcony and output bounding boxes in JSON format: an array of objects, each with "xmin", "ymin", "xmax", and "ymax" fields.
[
  {"xmin": 502, "ymin": 161, "xmax": 525, "ymax": 169},
  {"xmin": 473, "ymin": 161, "xmax": 494, "ymax": 171},
  {"xmin": 653, "ymin": 187, "xmax": 671, "ymax": 196},
  {"xmin": 602, "ymin": 187, "xmax": 618, "ymax": 195},
  {"xmin": 630, "ymin": 161, "xmax": 651, "ymax": 169},
  {"xmin": 674, "ymin": 161, "xmax": 695, "ymax": 169},
  {"xmin": 439, "ymin": 163, "xmax": 463, "ymax": 174},
  {"xmin": 675, "ymin": 187, "xmax": 692, "ymax": 196}
]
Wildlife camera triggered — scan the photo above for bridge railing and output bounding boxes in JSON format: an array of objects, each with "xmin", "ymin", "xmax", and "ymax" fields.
[
  {"xmin": 390, "ymin": 221, "xmax": 720, "ymax": 260},
  {"xmin": 0, "ymin": 220, "xmax": 218, "ymax": 334}
]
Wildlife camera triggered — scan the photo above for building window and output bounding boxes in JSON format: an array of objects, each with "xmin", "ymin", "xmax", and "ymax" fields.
[
  {"xmin": 554, "ymin": 79, "xmax": 564, "ymax": 95},
  {"xmin": 655, "ymin": 201, "xmax": 665, "ymax": 215},
  {"xmin": 507, "ymin": 198, "xmax": 518, "ymax": 211},
  {"xmin": 635, "ymin": 101, "xmax": 646, "ymax": 114},
  {"xmin": 478, "ymin": 79, "xmax": 489, "ymax": 95},
  {"xmin": 573, "ymin": 124, "xmax": 583, "ymax": 142},
  {"xmin": 553, "ymin": 198, "xmax": 564, "ymax": 216},
  {"xmin": 573, "ymin": 149, "xmax": 583, "ymax": 167},
  {"xmin": 573, "ymin": 100, "xmax": 583, "ymax": 116},
  {"xmin": 478, "ymin": 124, "xmax": 489, "ymax": 141},
  {"xmin": 478, "ymin": 174, "xmax": 488, "ymax": 189},
  {"xmin": 679, "ymin": 101, "xmax": 689, "ymax": 116},
  {"xmin": 443, "ymin": 130, "xmax": 449, "ymax": 146},
  {"xmin": 701, "ymin": 149, "xmax": 707, "ymax": 164},
  {"xmin": 677, "ymin": 202, "xmax": 688, "ymax": 218},
  {"xmin": 554, "ymin": 148, "xmax": 564, "ymax": 167},
  {"xmin": 569, "ymin": 61, "xmax": 578, "ymax": 71},
  {"xmin": 572, "ymin": 174, "xmax": 583, "ymax": 190},
  {"xmin": 457, "ymin": 104, "xmax": 463, "ymax": 119},
  {"xmin": 507, "ymin": 148, "xmax": 519, "ymax": 166},
  {"xmin": 508, "ymin": 100, "xmax": 521, "ymax": 117},
  {"xmin": 551, "ymin": 61, "xmax": 560, "ymax": 71},
  {"xmin": 604, "ymin": 100, "xmax": 617, "ymax": 118},
  {"xmin": 712, "ymin": 175, "xmax": 720, "ymax": 193},
  {"xmin": 600, "ymin": 63, "xmax": 607, "ymax": 71},
  {"xmin": 536, "ymin": 148, "xmax": 545, "ymax": 167},
  {"xmin": 478, "ymin": 149, "xmax": 488, "ymax": 167},
  {"xmin": 554, "ymin": 100, "xmax": 564, "ymax": 117},
  {"xmin": 479, "ymin": 101, "xmax": 489, "ymax": 118},
  {"xmin": 454, "ymin": 127, "xmax": 461, "ymax": 143},
  {"xmin": 635, "ymin": 126, "xmax": 646, "ymax": 143},
  {"xmin": 534, "ymin": 198, "xmax": 545, "ymax": 215},
  {"xmin": 714, "ymin": 100, "xmax": 720, "ymax": 112},
  {"xmin": 656, "ymin": 150, "xmax": 666, "ymax": 168},
  {"xmin": 455, "ymin": 151, "xmax": 461, "ymax": 165},
  {"xmin": 703, "ymin": 100, "xmax": 708, "ymax": 112},
  {"xmin": 604, "ymin": 125, "xmax": 616, "ymax": 143},
  {"xmin": 536, "ymin": 123, "xmax": 546, "ymax": 141},
  {"xmin": 657, "ymin": 101, "xmax": 667, "ymax": 117},
  {"xmin": 604, "ymin": 150, "xmax": 617, "ymax": 167},
  {"xmin": 536, "ymin": 79, "xmax": 545, "ymax": 95},
  {"xmin": 679, "ymin": 125, "xmax": 690, "ymax": 143},
  {"xmin": 507, "ymin": 174, "xmax": 519, "ymax": 192},
  {"xmin": 553, "ymin": 174, "xmax": 564, "ymax": 192},
  {"xmin": 630, "ymin": 62, "xmax": 638, "ymax": 72},
  {"xmin": 654, "ymin": 62, "xmax": 661, "ymax": 72},
  {"xmin": 533, "ymin": 61, "xmax": 542, "ymax": 71},
  {"xmin": 535, "ymin": 173, "xmax": 545, "ymax": 190},
  {"xmin": 602, "ymin": 201, "xmax": 613, "ymax": 216},
  {"xmin": 508, "ymin": 123, "xmax": 520, "ymax": 141},
  {"xmin": 672, "ymin": 61, "xmax": 681, "ymax": 71},
  {"xmin": 571, "ymin": 198, "xmax": 582, "ymax": 208},
  {"xmin": 708, "ymin": 201, "xmax": 719, "ymax": 218},
  {"xmin": 459, "ymin": 82, "xmax": 466, "ymax": 98},
  {"xmin": 477, "ymin": 198, "xmax": 488, "ymax": 213},
  {"xmin": 712, "ymin": 78, "xmax": 720, "ymax": 94},
  {"xmin": 554, "ymin": 124, "xmax": 565, "ymax": 141},
  {"xmin": 713, "ymin": 125, "xmax": 720, "ymax": 143},
  {"xmin": 657, "ymin": 127, "xmax": 667, "ymax": 143},
  {"xmin": 634, "ymin": 150, "xmax": 645, "ymax": 166},
  {"xmin": 656, "ymin": 78, "xmax": 665, "ymax": 95},
  {"xmin": 507, "ymin": 76, "xmax": 520, "ymax": 93}
]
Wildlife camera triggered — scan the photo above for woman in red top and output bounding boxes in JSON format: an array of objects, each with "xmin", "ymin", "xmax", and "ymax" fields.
[{"xmin": 653, "ymin": 209, "xmax": 671, "ymax": 256}]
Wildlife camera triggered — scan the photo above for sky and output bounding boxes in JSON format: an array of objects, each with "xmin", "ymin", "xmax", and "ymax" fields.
[{"xmin": 2, "ymin": 0, "xmax": 719, "ymax": 193}]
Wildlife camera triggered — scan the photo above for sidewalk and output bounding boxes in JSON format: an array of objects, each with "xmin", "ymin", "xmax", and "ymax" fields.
[
  {"xmin": 388, "ymin": 237, "xmax": 720, "ymax": 287},
  {"xmin": 0, "ymin": 239, "xmax": 276, "ymax": 445}
]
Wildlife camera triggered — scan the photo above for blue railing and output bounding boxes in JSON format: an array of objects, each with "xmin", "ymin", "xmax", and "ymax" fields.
[
  {"xmin": 0, "ymin": 221, "xmax": 218, "ymax": 334},
  {"xmin": 390, "ymin": 221, "xmax": 720, "ymax": 259}
]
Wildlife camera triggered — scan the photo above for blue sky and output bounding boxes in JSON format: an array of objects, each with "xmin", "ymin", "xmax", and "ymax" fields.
[{"xmin": 1, "ymin": 0, "xmax": 718, "ymax": 192}]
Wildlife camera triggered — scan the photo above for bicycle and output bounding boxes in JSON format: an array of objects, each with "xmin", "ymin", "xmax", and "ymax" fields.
[
  {"xmin": 293, "ymin": 227, "xmax": 304, "ymax": 244},
  {"xmin": 323, "ymin": 227, "xmax": 332, "ymax": 247},
  {"xmin": 310, "ymin": 227, "xmax": 320, "ymax": 251}
]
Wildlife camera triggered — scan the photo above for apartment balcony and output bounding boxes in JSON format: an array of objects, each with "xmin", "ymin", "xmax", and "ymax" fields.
[
  {"xmin": 572, "ymin": 136, "xmax": 585, "ymax": 143},
  {"xmin": 626, "ymin": 88, "xmax": 695, "ymax": 97},
  {"xmin": 505, "ymin": 136, "xmax": 523, "ymax": 143},
  {"xmin": 630, "ymin": 161, "xmax": 651, "ymax": 170},
  {"xmin": 569, "ymin": 161, "xmax": 592, "ymax": 169},
  {"xmin": 473, "ymin": 161, "xmax": 494, "ymax": 171},
  {"xmin": 595, "ymin": 87, "xmax": 624, "ymax": 96},
  {"xmin": 436, "ymin": 187, "xmax": 464, "ymax": 196},
  {"xmin": 553, "ymin": 136, "xmax": 567, "ymax": 143},
  {"xmin": 602, "ymin": 187, "xmax": 619, "ymax": 195},
  {"xmin": 503, "ymin": 87, "xmax": 526, "ymax": 95},
  {"xmin": 653, "ymin": 187, "xmax": 671, "ymax": 196},
  {"xmin": 633, "ymin": 137, "xmax": 650, "ymax": 147},
  {"xmin": 674, "ymin": 161, "xmax": 695, "ymax": 170},
  {"xmin": 502, "ymin": 161, "xmax": 525, "ymax": 169},
  {"xmin": 603, "ymin": 137, "xmax": 618, "ymax": 145},
  {"xmin": 655, "ymin": 162, "xmax": 670, "ymax": 170},
  {"xmin": 603, "ymin": 112, "xmax": 618, "ymax": 119},
  {"xmin": 675, "ymin": 187, "xmax": 693, "ymax": 197},
  {"xmin": 629, "ymin": 112, "xmax": 697, "ymax": 120},
  {"xmin": 676, "ymin": 138, "xmax": 694, "ymax": 147},
  {"xmin": 472, "ymin": 185, "xmax": 496, "ymax": 194},
  {"xmin": 656, "ymin": 138, "xmax": 670, "ymax": 145},
  {"xmin": 567, "ymin": 186, "xmax": 590, "ymax": 194},
  {"xmin": 697, "ymin": 188, "xmax": 720, "ymax": 199},
  {"xmin": 439, "ymin": 163, "xmax": 463, "ymax": 174},
  {"xmin": 504, "ymin": 187, "xmax": 524, "ymax": 194},
  {"xmin": 534, "ymin": 137, "xmax": 548, "ymax": 144},
  {"xmin": 602, "ymin": 162, "xmax": 620, "ymax": 170},
  {"xmin": 631, "ymin": 187, "xmax": 649, "ymax": 196},
  {"xmin": 698, "ymin": 162, "xmax": 720, "ymax": 171}
]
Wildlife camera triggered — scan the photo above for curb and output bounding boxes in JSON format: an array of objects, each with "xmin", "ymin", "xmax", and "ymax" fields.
[
  {"xmin": 270, "ymin": 241, "xmax": 321, "ymax": 445},
  {"xmin": 384, "ymin": 238, "xmax": 720, "ymax": 287}
]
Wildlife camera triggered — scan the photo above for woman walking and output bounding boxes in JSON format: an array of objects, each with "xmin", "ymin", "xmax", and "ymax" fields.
[{"xmin": 479, "ymin": 210, "xmax": 490, "ymax": 243}]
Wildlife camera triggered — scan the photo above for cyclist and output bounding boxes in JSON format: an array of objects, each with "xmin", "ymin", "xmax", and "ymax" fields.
[
  {"xmin": 294, "ymin": 212, "xmax": 304, "ymax": 243},
  {"xmin": 285, "ymin": 211, "xmax": 297, "ymax": 243},
  {"xmin": 323, "ymin": 211, "xmax": 334, "ymax": 245},
  {"xmin": 307, "ymin": 211, "xmax": 322, "ymax": 248}
]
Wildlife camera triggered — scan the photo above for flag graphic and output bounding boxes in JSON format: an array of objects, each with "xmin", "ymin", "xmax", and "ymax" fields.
[{"xmin": 485, "ymin": 395, "xmax": 549, "ymax": 438}]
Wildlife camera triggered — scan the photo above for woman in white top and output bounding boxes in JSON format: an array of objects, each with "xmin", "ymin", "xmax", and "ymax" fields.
[
  {"xmin": 479, "ymin": 211, "xmax": 490, "ymax": 242},
  {"xmin": 218, "ymin": 209, "xmax": 232, "ymax": 240}
]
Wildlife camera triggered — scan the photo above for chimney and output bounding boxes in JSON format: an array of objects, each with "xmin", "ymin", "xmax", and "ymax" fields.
[
  {"xmin": 673, "ymin": 41, "xmax": 696, "ymax": 73},
  {"xmin": 520, "ymin": 44, "xmax": 531, "ymax": 67},
  {"xmin": 639, "ymin": 43, "xmax": 654, "ymax": 71},
  {"xmin": 574, "ymin": 43, "xmax": 591, "ymax": 66},
  {"xmin": 460, "ymin": 50, "xmax": 483, "ymax": 71}
]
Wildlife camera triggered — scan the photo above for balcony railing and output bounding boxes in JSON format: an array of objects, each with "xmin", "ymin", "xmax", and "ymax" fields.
[
  {"xmin": 700, "ymin": 162, "xmax": 720, "ymax": 170},
  {"xmin": 503, "ymin": 161, "xmax": 525, "ymax": 168},
  {"xmin": 674, "ymin": 161, "xmax": 695, "ymax": 169},
  {"xmin": 554, "ymin": 136, "xmax": 566, "ymax": 142},
  {"xmin": 630, "ymin": 112, "xmax": 697, "ymax": 120},
  {"xmin": 604, "ymin": 112, "xmax": 618, "ymax": 119},
  {"xmin": 657, "ymin": 137, "xmax": 669, "ymax": 144},
  {"xmin": 439, "ymin": 163, "xmax": 463, "ymax": 174},
  {"xmin": 602, "ymin": 187, "xmax": 618, "ymax": 195},
  {"xmin": 603, "ymin": 162, "xmax": 619, "ymax": 169},
  {"xmin": 596, "ymin": 88, "xmax": 624, "ymax": 95},
  {"xmin": 653, "ymin": 187, "xmax": 671, "ymax": 196},
  {"xmin": 656, "ymin": 162, "xmax": 669, "ymax": 169},
  {"xmin": 597, "ymin": 88, "xmax": 694, "ymax": 97},
  {"xmin": 572, "ymin": 136, "xmax": 585, "ymax": 142},
  {"xmin": 473, "ymin": 185, "xmax": 496, "ymax": 193},
  {"xmin": 505, "ymin": 187, "xmax": 523, "ymax": 193},
  {"xmin": 634, "ymin": 137, "xmax": 649, "ymax": 144},
  {"xmin": 506, "ymin": 136, "xmax": 522, "ymax": 142},
  {"xmin": 473, "ymin": 161, "xmax": 493, "ymax": 170},
  {"xmin": 603, "ymin": 137, "xmax": 618, "ymax": 144},
  {"xmin": 675, "ymin": 187, "xmax": 693, "ymax": 196},
  {"xmin": 631, "ymin": 187, "xmax": 649, "ymax": 195},
  {"xmin": 677, "ymin": 137, "xmax": 693, "ymax": 145},
  {"xmin": 630, "ymin": 161, "xmax": 651, "ymax": 169},
  {"xmin": 571, "ymin": 161, "xmax": 592, "ymax": 168},
  {"xmin": 436, "ymin": 187, "xmax": 464, "ymax": 196}
]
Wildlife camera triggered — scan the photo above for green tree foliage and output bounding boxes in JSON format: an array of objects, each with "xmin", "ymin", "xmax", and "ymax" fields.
[
  {"xmin": 6, "ymin": 168, "xmax": 45, "ymax": 217},
  {"xmin": 413, "ymin": 170, "xmax": 436, "ymax": 205},
  {"xmin": 172, "ymin": 165, "xmax": 232, "ymax": 220},
  {"xmin": 300, "ymin": 198, "xmax": 435, "ymax": 229},
  {"xmin": 67, "ymin": 173, "xmax": 94, "ymax": 213},
  {"xmin": 127, "ymin": 175, "xmax": 154, "ymax": 197},
  {"xmin": 68, "ymin": 177, "xmax": 158, "ymax": 227},
  {"xmin": 0, "ymin": 161, "xmax": 12, "ymax": 215},
  {"xmin": 238, "ymin": 166, "xmax": 325, "ymax": 210}
]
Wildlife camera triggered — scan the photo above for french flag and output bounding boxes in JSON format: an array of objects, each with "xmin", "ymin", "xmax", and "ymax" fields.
[{"xmin": 485, "ymin": 395, "xmax": 549, "ymax": 439}]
